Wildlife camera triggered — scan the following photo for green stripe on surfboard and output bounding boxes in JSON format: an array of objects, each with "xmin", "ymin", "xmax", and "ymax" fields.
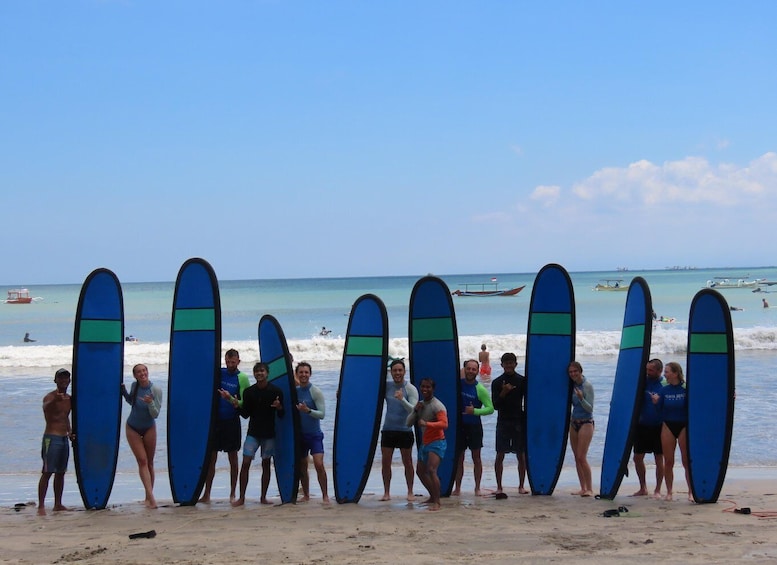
[
  {"xmin": 173, "ymin": 308, "xmax": 215, "ymax": 331},
  {"xmin": 619, "ymin": 325, "xmax": 645, "ymax": 350},
  {"xmin": 346, "ymin": 336, "xmax": 384, "ymax": 356},
  {"xmin": 78, "ymin": 319, "xmax": 122, "ymax": 343},
  {"xmin": 530, "ymin": 312, "xmax": 572, "ymax": 335},
  {"xmin": 267, "ymin": 357, "xmax": 288, "ymax": 381},
  {"xmin": 411, "ymin": 318, "xmax": 454, "ymax": 342},
  {"xmin": 689, "ymin": 333, "xmax": 728, "ymax": 354}
]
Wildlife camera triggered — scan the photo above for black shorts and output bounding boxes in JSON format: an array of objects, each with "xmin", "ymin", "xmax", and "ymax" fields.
[
  {"xmin": 381, "ymin": 430, "xmax": 414, "ymax": 450},
  {"xmin": 458, "ymin": 422, "xmax": 484, "ymax": 451},
  {"xmin": 633, "ymin": 424, "xmax": 663, "ymax": 455},
  {"xmin": 495, "ymin": 419, "xmax": 525, "ymax": 454},
  {"xmin": 213, "ymin": 417, "xmax": 242, "ymax": 452}
]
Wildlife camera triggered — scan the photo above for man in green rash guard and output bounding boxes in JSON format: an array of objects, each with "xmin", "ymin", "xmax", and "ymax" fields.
[
  {"xmin": 452, "ymin": 359, "xmax": 494, "ymax": 496},
  {"xmin": 200, "ymin": 349, "xmax": 251, "ymax": 503}
]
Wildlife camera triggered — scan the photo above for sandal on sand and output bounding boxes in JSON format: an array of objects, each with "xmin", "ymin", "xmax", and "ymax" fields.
[
  {"xmin": 602, "ymin": 509, "xmax": 620, "ymax": 518},
  {"xmin": 128, "ymin": 530, "xmax": 157, "ymax": 540}
]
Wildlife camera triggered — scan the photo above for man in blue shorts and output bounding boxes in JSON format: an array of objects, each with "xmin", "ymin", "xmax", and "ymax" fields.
[
  {"xmin": 38, "ymin": 368, "xmax": 75, "ymax": 516},
  {"xmin": 632, "ymin": 358, "xmax": 665, "ymax": 497},
  {"xmin": 453, "ymin": 359, "xmax": 493, "ymax": 496},
  {"xmin": 232, "ymin": 362, "xmax": 284, "ymax": 506},
  {"xmin": 296, "ymin": 362, "xmax": 329, "ymax": 503},
  {"xmin": 492, "ymin": 352, "xmax": 528, "ymax": 494},
  {"xmin": 406, "ymin": 378, "xmax": 448, "ymax": 511},
  {"xmin": 200, "ymin": 349, "xmax": 251, "ymax": 503}
]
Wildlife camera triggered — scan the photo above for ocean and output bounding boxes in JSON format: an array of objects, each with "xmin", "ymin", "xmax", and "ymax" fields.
[{"xmin": 2, "ymin": 266, "xmax": 776, "ymax": 506}]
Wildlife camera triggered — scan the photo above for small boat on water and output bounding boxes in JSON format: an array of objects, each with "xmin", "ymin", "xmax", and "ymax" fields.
[
  {"xmin": 593, "ymin": 279, "xmax": 628, "ymax": 292},
  {"xmin": 705, "ymin": 276, "xmax": 765, "ymax": 290},
  {"xmin": 451, "ymin": 282, "xmax": 526, "ymax": 297},
  {"xmin": 4, "ymin": 289, "xmax": 33, "ymax": 304}
]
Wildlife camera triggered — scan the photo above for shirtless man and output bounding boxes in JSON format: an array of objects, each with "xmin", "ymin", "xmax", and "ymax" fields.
[{"xmin": 38, "ymin": 368, "xmax": 74, "ymax": 516}]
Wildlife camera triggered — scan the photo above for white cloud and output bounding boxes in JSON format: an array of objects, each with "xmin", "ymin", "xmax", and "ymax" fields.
[
  {"xmin": 571, "ymin": 153, "xmax": 777, "ymax": 207},
  {"xmin": 530, "ymin": 184, "xmax": 561, "ymax": 206}
]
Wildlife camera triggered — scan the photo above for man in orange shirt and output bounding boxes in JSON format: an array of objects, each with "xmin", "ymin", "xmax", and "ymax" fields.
[{"xmin": 406, "ymin": 378, "xmax": 448, "ymax": 511}]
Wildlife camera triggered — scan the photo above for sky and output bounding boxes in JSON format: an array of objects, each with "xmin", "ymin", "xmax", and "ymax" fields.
[{"xmin": 2, "ymin": 1, "xmax": 776, "ymax": 284}]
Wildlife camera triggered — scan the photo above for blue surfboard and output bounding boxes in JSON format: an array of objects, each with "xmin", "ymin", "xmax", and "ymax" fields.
[
  {"xmin": 167, "ymin": 258, "xmax": 221, "ymax": 505},
  {"xmin": 599, "ymin": 277, "xmax": 653, "ymax": 499},
  {"xmin": 72, "ymin": 268, "xmax": 124, "ymax": 510},
  {"xmin": 258, "ymin": 314, "xmax": 301, "ymax": 504},
  {"xmin": 687, "ymin": 289, "xmax": 735, "ymax": 503},
  {"xmin": 408, "ymin": 276, "xmax": 461, "ymax": 497},
  {"xmin": 525, "ymin": 263, "xmax": 575, "ymax": 495},
  {"xmin": 333, "ymin": 294, "xmax": 389, "ymax": 503}
]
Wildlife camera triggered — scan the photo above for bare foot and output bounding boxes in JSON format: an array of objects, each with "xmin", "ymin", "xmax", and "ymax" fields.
[
  {"xmin": 37, "ymin": 507, "xmax": 46, "ymax": 517},
  {"xmin": 231, "ymin": 499, "xmax": 245, "ymax": 507},
  {"xmin": 144, "ymin": 499, "xmax": 158, "ymax": 509},
  {"xmin": 428, "ymin": 503, "xmax": 441, "ymax": 511},
  {"xmin": 664, "ymin": 492, "xmax": 673, "ymax": 501},
  {"xmin": 322, "ymin": 496, "xmax": 331, "ymax": 504},
  {"xmin": 570, "ymin": 490, "xmax": 585, "ymax": 496},
  {"xmin": 474, "ymin": 488, "xmax": 481, "ymax": 496},
  {"xmin": 260, "ymin": 498, "xmax": 273, "ymax": 505},
  {"xmin": 379, "ymin": 494, "xmax": 391, "ymax": 501},
  {"xmin": 631, "ymin": 489, "xmax": 648, "ymax": 496},
  {"xmin": 581, "ymin": 490, "xmax": 593, "ymax": 498},
  {"xmin": 653, "ymin": 491, "xmax": 663, "ymax": 499},
  {"xmin": 52, "ymin": 504, "xmax": 70, "ymax": 512},
  {"xmin": 299, "ymin": 495, "xmax": 310, "ymax": 503},
  {"xmin": 451, "ymin": 489, "xmax": 461, "ymax": 496},
  {"xmin": 406, "ymin": 493, "xmax": 415, "ymax": 502},
  {"xmin": 229, "ymin": 494, "xmax": 236, "ymax": 503},
  {"xmin": 518, "ymin": 487, "xmax": 529, "ymax": 495},
  {"xmin": 198, "ymin": 495, "xmax": 211, "ymax": 504},
  {"xmin": 688, "ymin": 493, "xmax": 695, "ymax": 502}
]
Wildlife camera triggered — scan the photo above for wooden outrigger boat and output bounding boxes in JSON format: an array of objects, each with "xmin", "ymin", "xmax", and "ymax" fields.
[
  {"xmin": 451, "ymin": 283, "xmax": 526, "ymax": 297},
  {"xmin": 4, "ymin": 289, "xmax": 33, "ymax": 304},
  {"xmin": 594, "ymin": 279, "xmax": 628, "ymax": 292}
]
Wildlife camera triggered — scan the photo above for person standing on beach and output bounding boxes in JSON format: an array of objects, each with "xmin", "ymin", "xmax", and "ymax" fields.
[
  {"xmin": 38, "ymin": 368, "xmax": 74, "ymax": 516},
  {"xmin": 478, "ymin": 344, "xmax": 491, "ymax": 381},
  {"xmin": 296, "ymin": 362, "xmax": 329, "ymax": 503},
  {"xmin": 379, "ymin": 359, "xmax": 418, "ymax": 501},
  {"xmin": 232, "ymin": 362, "xmax": 284, "ymax": 507},
  {"xmin": 651, "ymin": 361, "xmax": 690, "ymax": 501},
  {"xmin": 453, "ymin": 359, "xmax": 493, "ymax": 496},
  {"xmin": 632, "ymin": 358, "xmax": 665, "ymax": 497},
  {"xmin": 200, "ymin": 349, "xmax": 251, "ymax": 503},
  {"xmin": 491, "ymin": 352, "xmax": 528, "ymax": 494},
  {"xmin": 406, "ymin": 378, "xmax": 448, "ymax": 511},
  {"xmin": 568, "ymin": 361, "xmax": 595, "ymax": 497},
  {"xmin": 120, "ymin": 363, "xmax": 162, "ymax": 509}
]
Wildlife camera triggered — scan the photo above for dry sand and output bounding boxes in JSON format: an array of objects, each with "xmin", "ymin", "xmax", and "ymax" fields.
[{"xmin": 3, "ymin": 477, "xmax": 777, "ymax": 564}]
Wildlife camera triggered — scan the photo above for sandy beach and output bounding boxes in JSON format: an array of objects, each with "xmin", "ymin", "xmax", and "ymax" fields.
[{"xmin": 5, "ymin": 473, "xmax": 777, "ymax": 565}]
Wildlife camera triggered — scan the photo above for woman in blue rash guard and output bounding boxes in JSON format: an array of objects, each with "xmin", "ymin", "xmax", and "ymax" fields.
[{"xmin": 651, "ymin": 361, "xmax": 689, "ymax": 501}]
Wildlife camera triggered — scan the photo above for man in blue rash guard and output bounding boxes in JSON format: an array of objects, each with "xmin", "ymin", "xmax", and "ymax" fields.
[
  {"xmin": 632, "ymin": 358, "xmax": 665, "ymax": 498},
  {"xmin": 296, "ymin": 362, "xmax": 330, "ymax": 503}
]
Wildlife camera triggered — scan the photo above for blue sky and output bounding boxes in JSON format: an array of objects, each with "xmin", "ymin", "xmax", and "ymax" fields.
[{"xmin": 2, "ymin": 1, "xmax": 775, "ymax": 284}]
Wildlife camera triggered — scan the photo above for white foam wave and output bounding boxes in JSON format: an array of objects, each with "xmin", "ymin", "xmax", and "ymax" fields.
[{"xmin": 3, "ymin": 327, "xmax": 776, "ymax": 371}]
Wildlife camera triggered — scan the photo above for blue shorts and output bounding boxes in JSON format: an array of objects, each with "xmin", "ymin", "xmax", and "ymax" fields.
[
  {"xmin": 419, "ymin": 439, "xmax": 446, "ymax": 464},
  {"xmin": 41, "ymin": 434, "xmax": 69, "ymax": 474},
  {"xmin": 300, "ymin": 432, "xmax": 325, "ymax": 456},
  {"xmin": 243, "ymin": 435, "xmax": 275, "ymax": 460}
]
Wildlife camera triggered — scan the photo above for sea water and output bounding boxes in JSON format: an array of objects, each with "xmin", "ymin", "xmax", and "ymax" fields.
[{"xmin": 1, "ymin": 266, "xmax": 776, "ymax": 506}]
